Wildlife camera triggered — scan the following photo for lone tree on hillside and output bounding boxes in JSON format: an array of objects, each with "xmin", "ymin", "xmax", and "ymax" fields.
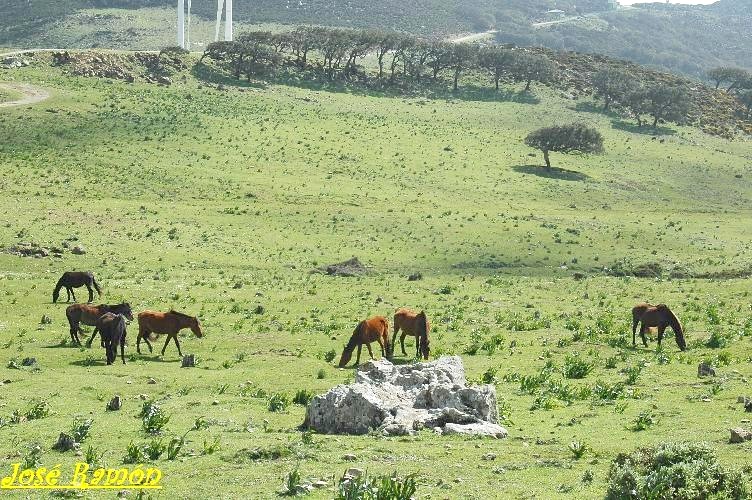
[{"xmin": 524, "ymin": 124, "xmax": 604, "ymax": 169}]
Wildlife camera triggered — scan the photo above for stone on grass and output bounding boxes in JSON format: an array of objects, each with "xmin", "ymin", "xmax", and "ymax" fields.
[
  {"xmin": 729, "ymin": 427, "xmax": 752, "ymax": 443},
  {"xmin": 698, "ymin": 363, "xmax": 715, "ymax": 377},
  {"xmin": 107, "ymin": 395, "xmax": 122, "ymax": 411},
  {"xmin": 303, "ymin": 356, "xmax": 508, "ymax": 438},
  {"xmin": 181, "ymin": 354, "xmax": 195, "ymax": 367}
]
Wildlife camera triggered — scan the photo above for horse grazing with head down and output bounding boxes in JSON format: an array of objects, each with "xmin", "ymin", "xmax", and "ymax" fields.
[
  {"xmin": 338, "ymin": 316, "xmax": 389, "ymax": 368},
  {"xmin": 390, "ymin": 308, "xmax": 430, "ymax": 360},
  {"xmin": 53, "ymin": 271, "xmax": 102, "ymax": 303},
  {"xmin": 632, "ymin": 303, "xmax": 686, "ymax": 351},
  {"xmin": 136, "ymin": 310, "xmax": 203, "ymax": 357},
  {"xmin": 96, "ymin": 312, "xmax": 128, "ymax": 365},
  {"xmin": 66, "ymin": 302, "xmax": 133, "ymax": 345}
]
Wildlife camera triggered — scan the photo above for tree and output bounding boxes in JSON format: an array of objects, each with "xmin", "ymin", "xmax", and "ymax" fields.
[
  {"xmin": 512, "ymin": 53, "xmax": 556, "ymax": 92},
  {"xmin": 370, "ymin": 30, "xmax": 396, "ymax": 80},
  {"xmin": 426, "ymin": 40, "xmax": 452, "ymax": 81},
  {"xmin": 592, "ymin": 68, "xmax": 637, "ymax": 111},
  {"xmin": 447, "ymin": 43, "xmax": 478, "ymax": 91},
  {"xmin": 707, "ymin": 67, "xmax": 751, "ymax": 92},
  {"xmin": 478, "ymin": 46, "xmax": 513, "ymax": 91},
  {"xmin": 642, "ymin": 84, "xmax": 692, "ymax": 128},
  {"xmin": 524, "ymin": 124, "xmax": 604, "ymax": 169},
  {"xmin": 740, "ymin": 90, "xmax": 752, "ymax": 120}
]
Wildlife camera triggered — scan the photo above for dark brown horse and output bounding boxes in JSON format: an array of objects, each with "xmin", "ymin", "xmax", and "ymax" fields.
[
  {"xmin": 136, "ymin": 310, "xmax": 203, "ymax": 357},
  {"xmin": 632, "ymin": 303, "xmax": 686, "ymax": 351},
  {"xmin": 97, "ymin": 312, "xmax": 128, "ymax": 365},
  {"xmin": 390, "ymin": 308, "xmax": 430, "ymax": 360},
  {"xmin": 66, "ymin": 302, "xmax": 133, "ymax": 345},
  {"xmin": 338, "ymin": 316, "xmax": 390, "ymax": 368},
  {"xmin": 53, "ymin": 271, "xmax": 102, "ymax": 303}
]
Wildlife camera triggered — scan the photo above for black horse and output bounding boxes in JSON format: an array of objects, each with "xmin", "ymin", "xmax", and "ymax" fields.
[
  {"xmin": 52, "ymin": 271, "xmax": 102, "ymax": 303},
  {"xmin": 96, "ymin": 312, "xmax": 127, "ymax": 365}
]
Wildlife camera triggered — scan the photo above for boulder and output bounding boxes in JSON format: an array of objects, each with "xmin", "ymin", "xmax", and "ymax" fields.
[
  {"xmin": 303, "ymin": 356, "xmax": 508, "ymax": 438},
  {"xmin": 698, "ymin": 363, "xmax": 716, "ymax": 377},
  {"xmin": 730, "ymin": 427, "xmax": 752, "ymax": 444},
  {"xmin": 322, "ymin": 257, "xmax": 368, "ymax": 277}
]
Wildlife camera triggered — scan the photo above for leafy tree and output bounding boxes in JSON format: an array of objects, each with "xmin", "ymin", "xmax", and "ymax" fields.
[
  {"xmin": 524, "ymin": 123, "xmax": 604, "ymax": 169},
  {"xmin": 478, "ymin": 46, "xmax": 514, "ymax": 91},
  {"xmin": 512, "ymin": 53, "xmax": 556, "ymax": 92},
  {"xmin": 389, "ymin": 35, "xmax": 414, "ymax": 83},
  {"xmin": 592, "ymin": 68, "xmax": 636, "ymax": 111},
  {"xmin": 707, "ymin": 67, "xmax": 751, "ymax": 92},
  {"xmin": 447, "ymin": 43, "xmax": 478, "ymax": 91},
  {"xmin": 370, "ymin": 30, "xmax": 396, "ymax": 80},
  {"xmin": 426, "ymin": 40, "xmax": 452, "ymax": 81},
  {"xmin": 642, "ymin": 84, "xmax": 692, "ymax": 128},
  {"xmin": 740, "ymin": 90, "xmax": 752, "ymax": 120}
]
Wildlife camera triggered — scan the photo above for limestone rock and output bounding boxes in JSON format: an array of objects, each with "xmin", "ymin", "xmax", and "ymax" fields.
[
  {"xmin": 304, "ymin": 356, "xmax": 507, "ymax": 438},
  {"xmin": 730, "ymin": 427, "xmax": 752, "ymax": 443},
  {"xmin": 698, "ymin": 363, "xmax": 716, "ymax": 377}
]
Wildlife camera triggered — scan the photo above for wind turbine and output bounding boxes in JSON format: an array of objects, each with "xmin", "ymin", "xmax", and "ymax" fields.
[
  {"xmin": 215, "ymin": 0, "xmax": 234, "ymax": 42},
  {"xmin": 177, "ymin": 0, "xmax": 192, "ymax": 49}
]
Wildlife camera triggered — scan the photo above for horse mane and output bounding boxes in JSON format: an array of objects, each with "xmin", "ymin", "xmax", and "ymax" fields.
[
  {"xmin": 663, "ymin": 307, "xmax": 682, "ymax": 334},
  {"xmin": 345, "ymin": 322, "xmax": 363, "ymax": 350},
  {"xmin": 169, "ymin": 310, "xmax": 194, "ymax": 320}
]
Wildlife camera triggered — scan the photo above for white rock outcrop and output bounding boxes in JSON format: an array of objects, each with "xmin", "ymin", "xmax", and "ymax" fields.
[{"xmin": 304, "ymin": 356, "xmax": 507, "ymax": 438}]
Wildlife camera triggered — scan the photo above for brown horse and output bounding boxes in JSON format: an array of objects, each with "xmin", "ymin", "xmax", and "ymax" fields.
[
  {"xmin": 338, "ymin": 316, "xmax": 390, "ymax": 368},
  {"xmin": 53, "ymin": 271, "xmax": 102, "ymax": 303},
  {"xmin": 390, "ymin": 308, "xmax": 430, "ymax": 360},
  {"xmin": 137, "ymin": 310, "xmax": 203, "ymax": 357},
  {"xmin": 66, "ymin": 302, "xmax": 133, "ymax": 345},
  {"xmin": 632, "ymin": 303, "xmax": 686, "ymax": 351},
  {"xmin": 97, "ymin": 312, "xmax": 128, "ymax": 365}
]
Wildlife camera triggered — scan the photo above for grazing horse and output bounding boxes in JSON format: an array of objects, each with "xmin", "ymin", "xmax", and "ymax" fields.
[
  {"xmin": 390, "ymin": 308, "xmax": 430, "ymax": 360},
  {"xmin": 338, "ymin": 316, "xmax": 389, "ymax": 368},
  {"xmin": 66, "ymin": 303, "xmax": 133, "ymax": 345},
  {"xmin": 632, "ymin": 303, "xmax": 686, "ymax": 351},
  {"xmin": 97, "ymin": 312, "xmax": 127, "ymax": 365},
  {"xmin": 53, "ymin": 271, "xmax": 102, "ymax": 303},
  {"xmin": 136, "ymin": 310, "xmax": 203, "ymax": 357}
]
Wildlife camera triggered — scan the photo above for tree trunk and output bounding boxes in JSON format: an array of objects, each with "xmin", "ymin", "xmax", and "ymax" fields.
[
  {"xmin": 603, "ymin": 97, "xmax": 610, "ymax": 111},
  {"xmin": 453, "ymin": 68, "xmax": 460, "ymax": 92},
  {"xmin": 652, "ymin": 115, "xmax": 659, "ymax": 128},
  {"xmin": 543, "ymin": 150, "xmax": 551, "ymax": 169},
  {"xmin": 525, "ymin": 79, "xmax": 532, "ymax": 92}
]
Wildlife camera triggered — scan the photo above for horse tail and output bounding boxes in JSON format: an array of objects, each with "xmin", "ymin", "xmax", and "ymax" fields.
[
  {"xmin": 338, "ymin": 322, "xmax": 362, "ymax": 367},
  {"xmin": 92, "ymin": 276, "xmax": 102, "ymax": 296}
]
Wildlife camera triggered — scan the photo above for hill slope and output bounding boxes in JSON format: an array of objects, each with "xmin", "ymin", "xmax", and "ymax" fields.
[
  {"xmin": 1, "ymin": 0, "xmax": 750, "ymax": 78},
  {"xmin": 0, "ymin": 51, "xmax": 751, "ymax": 498}
]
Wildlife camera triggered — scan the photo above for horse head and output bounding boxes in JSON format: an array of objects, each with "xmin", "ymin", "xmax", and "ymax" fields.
[
  {"xmin": 338, "ymin": 347, "xmax": 353, "ymax": 368},
  {"xmin": 114, "ymin": 303, "xmax": 134, "ymax": 322},
  {"xmin": 190, "ymin": 317, "xmax": 203, "ymax": 338},
  {"xmin": 52, "ymin": 288, "xmax": 60, "ymax": 303}
]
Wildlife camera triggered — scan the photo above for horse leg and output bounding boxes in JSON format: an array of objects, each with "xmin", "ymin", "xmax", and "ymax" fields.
[
  {"xmin": 355, "ymin": 344, "xmax": 363, "ymax": 366},
  {"xmin": 160, "ymin": 334, "xmax": 173, "ymax": 356},
  {"xmin": 70, "ymin": 287, "xmax": 76, "ymax": 303},
  {"xmin": 657, "ymin": 325, "xmax": 666, "ymax": 348},
  {"xmin": 632, "ymin": 318, "xmax": 638, "ymax": 346},
  {"xmin": 400, "ymin": 333, "xmax": 407, "ymax": 356},
  {"xmin": 377, "ymin": 337, "xmax": 385, "ymax": 358},
  {"xmin": 391, "ymin": 323, "xmax": 400, "ymax": 357},
  {"xmin": 86, "ymin": 328, "xmax": 98, "ymax": 348},
  {"xmin": 640, "ymin": 324, "xmax": 648, "ymax": 347},
  {"xmin": 366, "ymin": 342, "xmax": 375, "ymax": 360},
  {"xmin": 66, "ymin": 287, "xmax": 72, "ymax": 302},
  {"xmin": 86, "ymin": 284, "xmax": 94, "ymax": 303},
  {"xmin": 174, "ymin": 335, "xmax": 183, "ymax": 357},
  {"xmin": 416, "ymin": 336, "xmax": 421, "ymax": 358},
  {"xmin": 120, "ymin": 335, "xmax": 126, "ymax": 364},
  {"xmin": 70, "ymin": 323, "xmax": 79, "ymax": 345}
]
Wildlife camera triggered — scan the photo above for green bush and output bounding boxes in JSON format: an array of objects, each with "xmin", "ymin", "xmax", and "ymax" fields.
[
  {"xmin": 563, "ymin": 354, "xmax": 593, "ymax": 379},
  {"xmin": 606, "ymin": 442, "xmax": 749, "ymax": 499}
]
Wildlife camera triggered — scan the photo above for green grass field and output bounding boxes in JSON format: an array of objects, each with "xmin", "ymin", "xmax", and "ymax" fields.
[
  {"xmin": 0, "ymin": 86, "xmax": 22, "ymax": 103},
  {"xmin": 0, "ymin": 55, "xmax": 751, "ymax": 498}
]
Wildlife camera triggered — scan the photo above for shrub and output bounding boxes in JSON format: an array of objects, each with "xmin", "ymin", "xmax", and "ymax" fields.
[
  {"xmin": 632, "ymin": 410, "xmax": 656, "ymax": 431},
  {"xmin": 166, "ymin": 435, "xmax": 185, "ymax": 460},
  {"xmin": 71, "ymin": 418, "xmax": 93, "ymax": 443},
  {"xmin": 562, "ymin": 354, "xmax": 593, "ymax": 379},
  {"xmin": 123, "ymin": 442, "xmax": 146, "ymax": 464},
  {"xmin": 336, "ymin": 471, "xmax": 417, "ymax": 500},
  {"xmin": 569, "ymin": 441, "xmax": 588, "ymax": 459},
  {"xmin": 145, "ymin": 439, "xmax": 165, "ymax": 460},
  {"xmin": 324, "ymin": 349, "xmax": 337, "ymax": 363},
  {"xmin": 622, "ymin": 364, "xmax": 642, "ymax": 385},
  {"xmin": 26, "ymin": 400, "xmax": 50, "ymax": 420},
  {"xmin": 293, "ymin": 389, "xmax": 314, "ymax": 406},
  {"xmin": 606, "ymin": 442, "xmax": 749, "ymax": 499},
  {"xmin": 282, "ymin": 467, "xmax": 304, "ymax": 496},
  {"xmin": 141, "ymin": 402, "xmax": 170, "ymax": 434},
  {"xmin": 268, "ymin": 393, "xmax": 290, "ymax": 412}
]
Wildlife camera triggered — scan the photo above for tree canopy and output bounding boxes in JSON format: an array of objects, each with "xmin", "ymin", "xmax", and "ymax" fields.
[{"xmin": 524, "ymin": 124, "xmax": 604, "ymax": 169}]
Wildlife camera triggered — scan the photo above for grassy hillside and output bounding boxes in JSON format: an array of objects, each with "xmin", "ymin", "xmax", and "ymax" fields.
[
  {"xmin": 0, "ymin": 52, "xmax": 751, "ymax": 498},
  {"xmin": 1, "ymin": 0, "xmax": 750, "ymax": 79}
]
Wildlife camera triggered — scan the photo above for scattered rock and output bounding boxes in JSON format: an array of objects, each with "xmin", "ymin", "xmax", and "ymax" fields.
[
  {"xmin": 730, "ymin": 427, "xmax": 752, "ymax": 443},
  {"xmin": 343, "ymin": 468, "xmax": 363, "ymax": 479},
  {"xmin": 181, "ymin": 354, "xmax": 196, "ymax": 367},
  {"xmin": 2, "ymin": 56, "xmax": 30, "ymax": 68},
  {"xmin": 312, "ymin": 480, "xmax": 328, "ymax": 488},
  {"xmin": 53, "ymin": 433, "xmax": 77, "ymax": 451},
  {"xmin": 253, "ymin": 305, "xmax": 265, "ymax": 315},
  {"xmin": 408, "ymin": 272, "xmax": 423, "ymax": 281},
  {"xmin": 304, "ymin": 356, "xmax": 508, "ymax": 438},
  {"xmin": 71, "ymin": 245, "xmax": 86, "ymax": 255},
  {"xmin": 698, "ymin": 363, "xmax": 716, "ymax": 377},
  {"xmin": 321, "ymin": 257, "xmax": 368, "ymax": 277},
  {"xmin": 343, "ymin": 453, "xmax": 357, "ymax": 461},
  {"xmin": 21, "ymin": 357, "xmax": 37, "ymax": 367},
  {"xmin": 147, "ymin": 377, "xmax": 157, "ymax": 384},
  {"xmin": 107, "ymin": 395, "xmax": 122, "ymax": 411},
  {"xmin": 746, "ymin": 401, "xmax": 752, "ymax": 413},
  {"xmin": 482, "ymin": 453, "xmax": 497, "ymax": 461}
]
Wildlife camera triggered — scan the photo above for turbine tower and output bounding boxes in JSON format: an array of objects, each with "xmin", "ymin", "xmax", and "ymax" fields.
[
  {"xmin": 177, "ymin": 0, "xmax": 192, "ymax": 50},
  {"xmin": 215, "ymin": 0, "xmax": 234, "ymax": 42}
]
